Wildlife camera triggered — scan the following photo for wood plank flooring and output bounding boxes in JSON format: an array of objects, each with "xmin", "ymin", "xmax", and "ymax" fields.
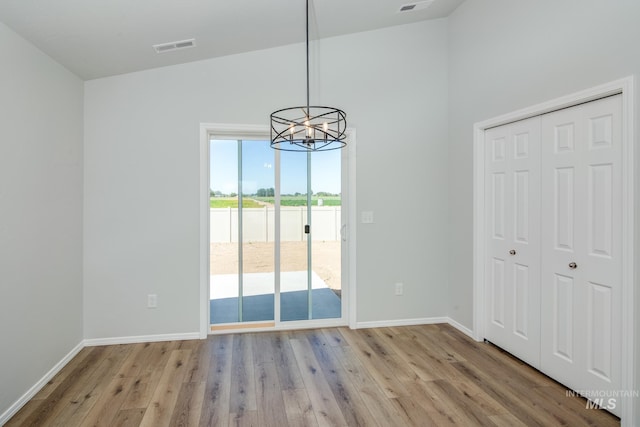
[{"xmin": 6, "ymin": 324, "xmax": 620, "ymax": 426}]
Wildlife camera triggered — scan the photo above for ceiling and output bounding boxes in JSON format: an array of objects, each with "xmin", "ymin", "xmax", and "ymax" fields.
[{"xmin": 0, "ymin": 0, "xmax": 465, "ymax": 80}]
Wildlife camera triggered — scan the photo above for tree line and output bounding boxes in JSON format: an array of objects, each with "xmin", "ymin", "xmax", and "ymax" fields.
[{"xmin": 211, "ymin": 188, "xmax": 339, "ymax": 197}]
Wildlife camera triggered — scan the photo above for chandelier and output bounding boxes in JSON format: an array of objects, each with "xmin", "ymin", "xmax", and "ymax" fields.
[{"xmin": 270, "ymin": 0, "xmax": 347, "ymax": 152}]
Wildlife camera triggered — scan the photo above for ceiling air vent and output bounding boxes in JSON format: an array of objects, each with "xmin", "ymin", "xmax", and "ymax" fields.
[
  {"xmin": 398, "ymin": 0, "xmax": 434, "ymax": 13},
  {"xmin": 153, "ymin": 39, "xmax": 196, "ymax": 54}
]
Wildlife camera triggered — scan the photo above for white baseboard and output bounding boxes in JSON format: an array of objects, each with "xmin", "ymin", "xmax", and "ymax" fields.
[
  {"xmin": 83, "ymin": 332, "xmax": 202, "ymax": 347},
  {"xmin": 355, "ymin": 317, "xmax": 449, "ymax": 329},
  {"xmin": 354, "ymin": 316, "xmax": 475, "ymax": 339},
  {"xmin": 446, "ymin": 317, "xmax": 475, "ymax": 339},
  {"xmin": 0, "ymin": 341, "xmax": 84, "ymax": 425}
]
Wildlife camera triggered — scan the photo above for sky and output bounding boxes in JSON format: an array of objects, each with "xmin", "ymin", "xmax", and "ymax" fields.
[{"xmin": 210, "ymin": 139, "xmax": 341, "ymax": 195}]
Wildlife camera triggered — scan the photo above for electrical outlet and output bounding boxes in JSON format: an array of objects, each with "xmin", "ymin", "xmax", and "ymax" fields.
[
  {"xmin": 395, "ymin": 283, "xmax": 404, "ymax": 296},
  {"xmin": 147, "ymin": 294, "xmax": 158, "ymax": 308}
]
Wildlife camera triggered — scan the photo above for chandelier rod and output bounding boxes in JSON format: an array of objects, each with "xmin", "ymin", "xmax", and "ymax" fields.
[
  {"xmin": 306, "ymin": 0, "xmax": 310, "ymax": 117},
  {"xmin": 269, "ymin": 0, "xmax": 346, "ymax": 152}
]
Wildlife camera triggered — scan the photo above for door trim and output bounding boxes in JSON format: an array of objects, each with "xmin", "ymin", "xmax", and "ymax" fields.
[
  {"xmin": 199, "ymin": 123, "xmax": 357, "ymax": 335},
  {"xmin": 472, "ymin": 76, "xmax": 635, "ymax": 424}
]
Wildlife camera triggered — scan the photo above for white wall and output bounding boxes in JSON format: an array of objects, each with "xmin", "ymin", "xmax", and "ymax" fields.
[
  {"xmin": 5, "ymin": 0, "xmax": 639, "ymax": 419},
  {"xmin": 319, "ymin": 22, "xmax": 450, "ymax": 323},
  {"xmin": 83, "ymin": 19, "xmax": 450, "ymax": 338},
  {"xmin": 5, "ymin": 0, "xmax": 639, "ymax": 420},
  {"xmin": 447, "ymin": 0, "xmax": 640, "ymax": 328},
  {"xmin": 0, "ymin": 22, "xmax": 84, "ymax": 418},
  {"xmin": 447, "ymin": 0, "xmax": 640, "ymax": 420}
]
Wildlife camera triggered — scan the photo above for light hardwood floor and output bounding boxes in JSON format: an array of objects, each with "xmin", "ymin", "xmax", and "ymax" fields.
[{"xmin": 6, "ymin": 324, "xmax": 619, "ymax": 426}]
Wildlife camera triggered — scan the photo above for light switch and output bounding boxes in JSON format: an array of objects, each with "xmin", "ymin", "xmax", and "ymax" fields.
[{"xmin": 361, "ymin": 211, "xmax": 374, "ymax": 224}]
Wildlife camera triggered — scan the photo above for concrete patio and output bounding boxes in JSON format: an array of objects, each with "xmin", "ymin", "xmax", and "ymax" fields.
[{"xmin": 210, "ymin": 271, "xmax": 341, "ymax": 323}]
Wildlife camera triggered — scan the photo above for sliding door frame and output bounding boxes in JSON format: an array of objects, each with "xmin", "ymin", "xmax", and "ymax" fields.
[{"xmin": 199, "ymin": 123, "xmax": 357, "ymax": 335}]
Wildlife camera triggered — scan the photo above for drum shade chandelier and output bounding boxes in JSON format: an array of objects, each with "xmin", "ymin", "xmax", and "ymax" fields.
[{"xmin": 270, "ymin": 0, "xmax": 347, "ymax": 152}]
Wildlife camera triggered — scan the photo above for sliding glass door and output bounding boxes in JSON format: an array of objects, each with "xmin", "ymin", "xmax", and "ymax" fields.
[
  {"xmin": 209, "ymin": 138, "xmax": 342, "ymax": 326},
  {"xmin": 280, "ymin": 150, "xmax": 342, "ymax": 321},
  {"xmin": 210, "ymin": 139, "xmax": 275, "ymax": 324}
]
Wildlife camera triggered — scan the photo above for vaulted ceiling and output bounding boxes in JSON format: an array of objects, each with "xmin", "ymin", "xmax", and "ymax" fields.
[{"xmin": 0, "ymin": 0, "xmax": 465, "ymax": 80}]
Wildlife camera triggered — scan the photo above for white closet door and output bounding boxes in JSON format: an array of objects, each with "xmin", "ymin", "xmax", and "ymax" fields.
[
  {"xmin": 485, "ymin": 116, "xmax": 541, "ymax": 368},
  {"xmin": 540, "ymin": 95, "xmax": 622, "ymax": 416}
]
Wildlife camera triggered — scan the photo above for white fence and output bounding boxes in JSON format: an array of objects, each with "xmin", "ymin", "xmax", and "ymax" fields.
[{"xmin": 210, "ymin": 207, "xmax": 341, "ymax": 242}]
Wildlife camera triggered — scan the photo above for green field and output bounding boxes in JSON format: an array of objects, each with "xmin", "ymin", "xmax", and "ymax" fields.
[
  {"xmin": 255, "ymin": 196, "xmax": 341, "ymax": 207},
  {"xmin": 210, "ymin": 196, "xmax": 341, "ymax": 208},
  {"xmin": 210, "ymin": 198, "xmax": 263, "ymax": 208}
]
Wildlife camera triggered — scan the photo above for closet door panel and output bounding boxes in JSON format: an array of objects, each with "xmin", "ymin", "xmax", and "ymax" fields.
[
  {"xmin": 486, "ymin": 126, "xmax": 511, "ymax": 340},
  {"xmin": 552, "ymin": 273, "xmax": 574, "ymax": 362},
  {"xmin": 553, "ymin": 167, "xmax": 575, "ymax": 251},
  {"xmin": 540, "ymin": 95, "xmax": 622, "ymax": 416},
  {"xmin": 490, "ymin": 257, "xmax": 505, "ymax": 326},
  {"xmin": 513, "ymin": 263, "xmax": 530, "ymax": 338},
  {"xmin": 581, "ymin": 96, "xmax": 622, "ymax": 394},
  {"xmin": 485, "ymin": 117, "xmax": 541, "ymax": 368},
  {"xmin": 540, "ymin": 104, "xmax": 585, "ymax": 390},
  {"xmin": 514, "ymin": 171, "xmax": 530, "ymax": 243}
]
